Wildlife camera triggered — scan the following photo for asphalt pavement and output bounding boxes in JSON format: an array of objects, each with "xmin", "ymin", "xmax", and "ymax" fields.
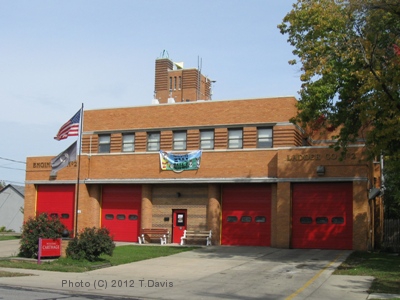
[{"xmin": 0, "ymin": 240, "xmax": 381, "ymax": 300}]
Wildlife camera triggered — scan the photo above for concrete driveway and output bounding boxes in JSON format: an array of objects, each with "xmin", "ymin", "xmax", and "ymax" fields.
[
  {"xmin": 0, "ymin": 244, "xmax": 373, "ymax": 300},
  {"xmin": 0, "ymin": 239, "xmax": 20, "ymax": 257}
]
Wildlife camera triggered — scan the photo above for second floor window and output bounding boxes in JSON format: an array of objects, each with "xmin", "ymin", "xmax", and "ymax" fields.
[
  {"xmin": 257, "ymin": 128, "xmax": 273, "ymax": 148},
  {"xmin": 98, "ymin": 134, "xmax": 111, "ymax": 153},
  {"xmin": 173, "ymin": 131, "xmax": 187, "ymax": 150},
  {"xmin": 200, "ymin": 129, "xmax": 214, "ymax": 149},
  {"xmin": 122, "ymin": 133, "xmax": 135, "ymax": 152},
  {"xmin": 147, "ymin": 132, "xmax": 160, "ymax": 151},
  {"xmin": 228, "ymin": 128, "xmax": 243, "ymax": 149}
]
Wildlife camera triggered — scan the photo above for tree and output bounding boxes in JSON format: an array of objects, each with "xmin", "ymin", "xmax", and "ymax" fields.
[
  {"xmin": 278, "ymin": 0, "xmax": 400, "ymax": 158},
  {"xmin": 382, "ymin": 157, "xmax": 400, "ymax": 218}
]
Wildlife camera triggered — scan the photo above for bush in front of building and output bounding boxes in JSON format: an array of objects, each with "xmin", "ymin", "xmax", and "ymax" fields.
[
  {"xmin": 19, "ymin": 213, "xmax": 67, "ymax": 258},
  {"xmin": 66, "ymin": 227, "xmax": 115, "ymax": 261}
]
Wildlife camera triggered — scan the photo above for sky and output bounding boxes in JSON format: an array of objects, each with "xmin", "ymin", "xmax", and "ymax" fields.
[{"xmin": 0, "ymin": 0, "xmax": 301, "ymax": 186}]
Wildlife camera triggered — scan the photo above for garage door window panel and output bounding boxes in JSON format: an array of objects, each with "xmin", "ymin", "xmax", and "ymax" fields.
[
  {"xmin": 241, "ymin": 216, "xmax": 252, "ymax": 223},
  {"xmin": 332, "ymin": 217, "xmax": 344, "ymax": 224},
  {"xmin": 255, "ymin": 216, "xmax": 266, "ymax": 223},
  {"xmin": 105, "ymin": 214, "xmax": 114, "ymax": 220},
  {"xmin": 227, "ymin": 216, "xmax": 238, "ymax": 222},
  {"xmin": 117, "ymin": 214, "xmax": 126, "ymax": 220},
  {"xmin": 316, "ymin": 217, "xmax": 328, "ymax": 224},
  {"xmin": 300, "ymin": 217, "xmax": 313, "ymax": 224},
  {"xmin": 129, "ymin": 215, "xmax": 138, "ymax": 221}
]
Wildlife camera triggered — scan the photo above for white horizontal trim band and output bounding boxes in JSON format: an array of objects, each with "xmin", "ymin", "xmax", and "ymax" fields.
[{"xmin": 26, "ymin": 177, "xmax": 367, "ymax": 185}]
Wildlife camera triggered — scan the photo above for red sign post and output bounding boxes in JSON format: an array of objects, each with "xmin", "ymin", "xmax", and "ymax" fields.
[{"xmin": 38, "ymin": 238, "xmax": 62, "ymax": 264}]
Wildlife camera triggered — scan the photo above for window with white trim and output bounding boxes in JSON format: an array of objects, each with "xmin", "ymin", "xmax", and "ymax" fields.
[
  {"xmin": 122, "ymin": 133, "xmax": 135, "ymax": 152},
  {"xmin": 173, "ymin": 131, "xmax": 187, "ymax": 150},
  {"xmin": 257, "ymin": 127, "xmax": 273, "ymax": 148},
  {"xmin": 228, "ymin": 128, "xmax": 243, "ymax": 149},
  {"xmin": 147, "ymin": 132, "xmax": 160, "ymax": 151},
  {"xmin": 200, "ymin": 129, "xmax": 214, "ymax": 150},
  {"xmin": 98, "ymin": 134, "xmax": 111, "ymax": 153}
]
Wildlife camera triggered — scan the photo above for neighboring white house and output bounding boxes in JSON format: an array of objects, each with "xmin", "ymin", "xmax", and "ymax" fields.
[{"xmin": 0, "ymin": 184, "xmax": 24, "ymax": 233}]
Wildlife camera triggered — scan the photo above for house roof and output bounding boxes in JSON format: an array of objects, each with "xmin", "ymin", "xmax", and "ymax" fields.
[{"xmin": 0, "ymin": 184, "xmax": 25, "ymax": 197}]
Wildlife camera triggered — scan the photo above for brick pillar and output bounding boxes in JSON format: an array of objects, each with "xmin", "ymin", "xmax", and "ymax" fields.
[
  {"xmin": 61, "ymin": 239, "xmax": 70, "ymax": 257},
  {"xmin": 24, "ymin": 184, "xmax": 36, "ymax": 222},
  {"xmin": 353, "ymin": 181, "xmax": 369, "ymax": 251},
  {"xmin": 272, "ymin": 182, "xmax": 291, "ymax": 248},
  {"xmin": 141, "ymin": 185, "xmax": 153, "ymax": 229},
  {"xmin": 207, "ymin": 184, "xmax": 221, "ymax": 245}
]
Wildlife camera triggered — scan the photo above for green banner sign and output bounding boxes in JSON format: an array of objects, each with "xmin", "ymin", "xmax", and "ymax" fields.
[{"xmin": 159, "ymin": 150, "xmax": 202, "ymax": 173}]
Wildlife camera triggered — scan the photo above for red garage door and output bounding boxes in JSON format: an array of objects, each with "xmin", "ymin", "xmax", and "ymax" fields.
[
  {"xmin": 36, "ymin": 185, "xmax": 75, "ymax": 234},
  {"xmin": 292, "ymin": 182, "xmax": 353, "ymax": 250},
  {"xmin": 222, "ymin": 184, "xmax": 271, "ymax": 246},
  {"xmin": 102, "ymin": 185, "xmax": 141, "ymax": 242}
]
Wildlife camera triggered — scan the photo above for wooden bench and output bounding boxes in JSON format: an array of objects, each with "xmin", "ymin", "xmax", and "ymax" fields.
[
  {"xmin": 138, "ymin": 228, "xmax": 169, "ymax": 245},
  {"xmin": 180, "ymin": 230, "xmax": 212, "ymax": 246}
]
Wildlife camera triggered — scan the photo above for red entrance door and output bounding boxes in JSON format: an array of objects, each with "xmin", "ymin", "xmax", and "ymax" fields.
[{"xmin": 172, "ymin": 210, "xmax": 187, "ymax": 243}]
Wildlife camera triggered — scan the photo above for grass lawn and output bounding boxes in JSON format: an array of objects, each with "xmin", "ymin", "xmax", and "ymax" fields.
[
  {"xmin": 0, "ymin": 245, "xmax": 197, "ymax": 273},
  {"xmin": 0, "ymin": 235, "xmax": 20, "ymax": 241},
  {"xmin": 334, "ymin": 251, "xmax": 400, "ymax": 295},
  {"xmin": 0, "ymin": 270, "xmax": 33, "ymax": 277}
]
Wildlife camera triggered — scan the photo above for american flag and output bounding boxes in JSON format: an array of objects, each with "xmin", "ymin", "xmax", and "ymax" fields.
[{"xmin": 54, "ymin": 109, "xmax": 81, "ymax": 141}]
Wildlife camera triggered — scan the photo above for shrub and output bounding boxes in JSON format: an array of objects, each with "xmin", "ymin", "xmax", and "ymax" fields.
[
  {"xmin": 66, "ymin": 227, "xmax": 115, "ymax": 261},
  {"xmin": 0, "ymin": 226, "xmax": 15, "ymax": 233},
  {"xmin": 19, "ymin": 213, "xmax": 67, "ymax": 258}
]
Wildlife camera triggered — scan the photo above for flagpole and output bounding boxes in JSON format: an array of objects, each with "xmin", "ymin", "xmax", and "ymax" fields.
[{"xmin": 74, "ymin": 103, "xmax": 84, "ymax": 237}]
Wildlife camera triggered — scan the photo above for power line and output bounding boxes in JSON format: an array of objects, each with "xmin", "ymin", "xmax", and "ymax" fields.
[
  {"xmin": 0, "ymin": 157, "xmax": 26, "ymax": 164},
  {"xmin": 0, "ymin": 166, "xmax": 25, "ymax": 171},
  {"xmin": 0, "ymin": 179, "xmax": 25, "ymax": 185}
]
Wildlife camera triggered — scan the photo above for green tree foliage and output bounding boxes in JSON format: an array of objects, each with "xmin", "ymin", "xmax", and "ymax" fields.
[
  {"xmin": 278, "ymin": 0, "xmax": 400, "ymax": 158},
  {"xmin": 19, "ymin": 213, "xmax": 67, "ymax": 258},
  {"xmin": 383, "ymin": 157, "xmax": 400, "ymax": 218},
  {"xmin": 66, "ymin": 227, "xmax": 115, "ymax": 261}
]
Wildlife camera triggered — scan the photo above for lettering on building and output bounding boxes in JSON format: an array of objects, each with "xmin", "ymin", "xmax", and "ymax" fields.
[
  {"xmin": 286, "ymin": 152, "xmax": 356, "ymax": 162},
  {"xmin": 33, "ymin": 161, "xmax": 77, "ymax": 169}
]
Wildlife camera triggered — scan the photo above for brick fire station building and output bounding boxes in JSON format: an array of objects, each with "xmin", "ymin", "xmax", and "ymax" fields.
[{"xmin": 24, "ymin": 57, "xmax": 383, "ymax": 250}]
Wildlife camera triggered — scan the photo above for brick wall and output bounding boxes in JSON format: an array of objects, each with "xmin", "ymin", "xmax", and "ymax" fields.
[{"xmin": 151, "ymin": 184, "xmax": 208, "ymax": 243}]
